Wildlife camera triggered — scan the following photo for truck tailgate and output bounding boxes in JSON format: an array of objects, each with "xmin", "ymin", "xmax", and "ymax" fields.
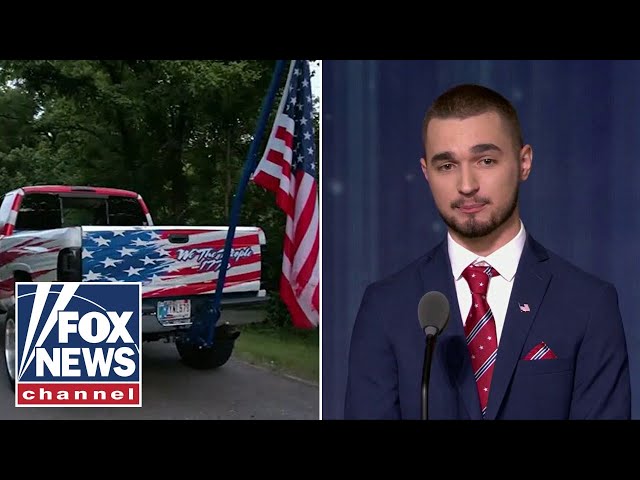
[{"xmin": 80, "ymin": 226, "xmax": 264, "ymax": 298}]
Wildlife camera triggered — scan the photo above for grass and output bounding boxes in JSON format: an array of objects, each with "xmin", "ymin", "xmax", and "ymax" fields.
[{"xmin": 232, "ymin": 323, "xmax": 319, "ymax": 385}]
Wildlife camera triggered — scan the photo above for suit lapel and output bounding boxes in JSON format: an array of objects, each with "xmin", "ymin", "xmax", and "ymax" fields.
[
  {"xmin": 484, "ymin": 235, "xmax": 552, "ymax": 419},
  {"xmin": 419, "ymin": 241, "xmax": 483, "ymax": 420}
]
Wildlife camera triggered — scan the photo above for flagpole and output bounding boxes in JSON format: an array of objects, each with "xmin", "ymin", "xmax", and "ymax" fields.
[{"xmin": 203, "ymin": 59, "xmax": 288, "ymax": 346}]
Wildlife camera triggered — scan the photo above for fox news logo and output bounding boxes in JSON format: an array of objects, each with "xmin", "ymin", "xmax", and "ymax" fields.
[{"xmin": 15, "ymin": 282, "xmax": 142, "ymax": 407}]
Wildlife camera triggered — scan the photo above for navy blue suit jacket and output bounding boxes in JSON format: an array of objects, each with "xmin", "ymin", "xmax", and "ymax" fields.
[{"xmin": 344, "ymin": 234, "xmax": 631, "ymax": 420}]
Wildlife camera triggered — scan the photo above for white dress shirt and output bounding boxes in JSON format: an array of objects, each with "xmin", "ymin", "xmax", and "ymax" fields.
[{"xmin": 447, "ymin": 221, "xmax": 527, "ymax": 345}]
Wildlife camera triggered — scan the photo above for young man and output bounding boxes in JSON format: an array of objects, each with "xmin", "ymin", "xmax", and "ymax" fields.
[{"xmin": 344, "ymin": 84, "xmax": 631, "ymax": 420}]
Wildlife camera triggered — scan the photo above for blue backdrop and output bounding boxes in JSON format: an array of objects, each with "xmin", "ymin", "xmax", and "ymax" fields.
[{"xmin": 322, "ymin": 59, "xmax": 640, "ymax": 419}]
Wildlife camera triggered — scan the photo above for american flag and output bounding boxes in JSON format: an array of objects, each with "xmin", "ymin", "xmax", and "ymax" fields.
[
  {"xmin": 252, "ymin": 60, "xmax": 319, "ymax": 329},
  {"xmin": 81, "ymin": 227, "xmax": 262, "ymax": 298}
]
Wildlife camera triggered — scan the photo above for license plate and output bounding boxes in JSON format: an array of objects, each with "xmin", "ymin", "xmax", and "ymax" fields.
[{"xmin": 157, "ymin": 299, "xmax": 191, "ymax": 324}]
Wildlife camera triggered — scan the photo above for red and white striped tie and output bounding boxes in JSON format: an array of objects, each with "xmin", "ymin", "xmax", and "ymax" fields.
[{"xmin": 462, "ymin": 264, "xmax": 498, "ymax": 417}]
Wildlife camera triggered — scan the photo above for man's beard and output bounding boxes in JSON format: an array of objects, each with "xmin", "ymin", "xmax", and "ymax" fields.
[{"xmin": 439, "ymin": 188, "xmax": 519, "ymax": 239}]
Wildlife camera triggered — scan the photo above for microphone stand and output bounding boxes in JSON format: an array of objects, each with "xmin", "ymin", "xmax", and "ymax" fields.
[{"xmin": 421, "ymin": 331, "xmax": 437, "ymax": 420}]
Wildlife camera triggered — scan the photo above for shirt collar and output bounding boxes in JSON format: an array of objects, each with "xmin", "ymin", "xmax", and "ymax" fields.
[{"xmin": 447, "ymin": 220, "xmax": 527, "ymax": 282}]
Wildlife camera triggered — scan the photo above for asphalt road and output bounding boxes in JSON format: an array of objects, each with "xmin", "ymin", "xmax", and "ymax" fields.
[{"xmin": 0, "ymin": 340, "xmax": 319, "ymax": 420}]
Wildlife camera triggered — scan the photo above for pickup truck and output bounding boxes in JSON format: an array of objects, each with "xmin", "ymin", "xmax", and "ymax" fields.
[{"xmin": 0, "ymin": 185, "xmax": 268, "ymax": 388}]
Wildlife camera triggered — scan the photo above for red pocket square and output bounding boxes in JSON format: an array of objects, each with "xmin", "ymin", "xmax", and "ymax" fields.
[{"xmin": 523, "ymin": 342, "xmax": 558, "ymax": 360}]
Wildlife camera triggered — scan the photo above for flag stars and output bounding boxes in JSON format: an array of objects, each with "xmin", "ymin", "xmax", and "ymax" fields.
[
  {"xmin": 92, "ymin": 236, "xmax": 110, "ymax": 246},
  {"xmin": 118, "ymin": 246, "xmax": 136, "ymax": 257},
  {"xmin": 141, "ymin": 256, "xmax": 157, "ymax": 265},
  {"xmin": 132, "ymin": 237, "xmax": 148, "ymax": 247},
  {"xmin": 100, "ymin": 257, "xmax": 120, "ymax": 268},
  {"xmin": 84, "ymin": 270, "xmax": 102, "ymax": 281},
  {"xmin": 124, "ymin": 266, "xmax": 142, "ymax": 276}
]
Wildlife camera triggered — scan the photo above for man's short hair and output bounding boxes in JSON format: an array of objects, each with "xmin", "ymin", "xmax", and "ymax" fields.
[{"xmin": 422, "ymin": 84, "xmax": 524, "ymax": 151}]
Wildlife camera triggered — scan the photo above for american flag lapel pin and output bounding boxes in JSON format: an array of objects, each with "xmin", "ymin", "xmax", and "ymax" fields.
[{"xmin": 519, "ymin": 303, "xmax": 531, "ymax": 312}]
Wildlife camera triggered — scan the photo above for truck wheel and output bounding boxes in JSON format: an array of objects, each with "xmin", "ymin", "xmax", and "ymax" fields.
[
  {"xmin": 176, "ymin": 326, "xmax": 240, "ymax": 370},
  {"xmin": 3, "ymin": 307, "xmax": 16, "ymax": 390}
]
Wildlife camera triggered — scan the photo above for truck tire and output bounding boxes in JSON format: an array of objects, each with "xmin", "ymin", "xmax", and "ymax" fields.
[
  {"xmin": 176, "ymin": 326, "xmax": 240, "ymax": 370},
  {"xmin": 3, "ymin": 307, "xmax": 16, "ymax": 390}
]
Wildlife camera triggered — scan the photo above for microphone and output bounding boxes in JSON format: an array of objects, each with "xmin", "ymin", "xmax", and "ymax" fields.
[{"xmin": 417, "ymin": 291, "xmax": 450, "ymax": 420}]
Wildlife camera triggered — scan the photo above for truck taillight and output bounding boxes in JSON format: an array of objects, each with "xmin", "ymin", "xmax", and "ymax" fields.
[{"xmin": 57, "ymin": 247, "xmax": 82, "ymax": 282}]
